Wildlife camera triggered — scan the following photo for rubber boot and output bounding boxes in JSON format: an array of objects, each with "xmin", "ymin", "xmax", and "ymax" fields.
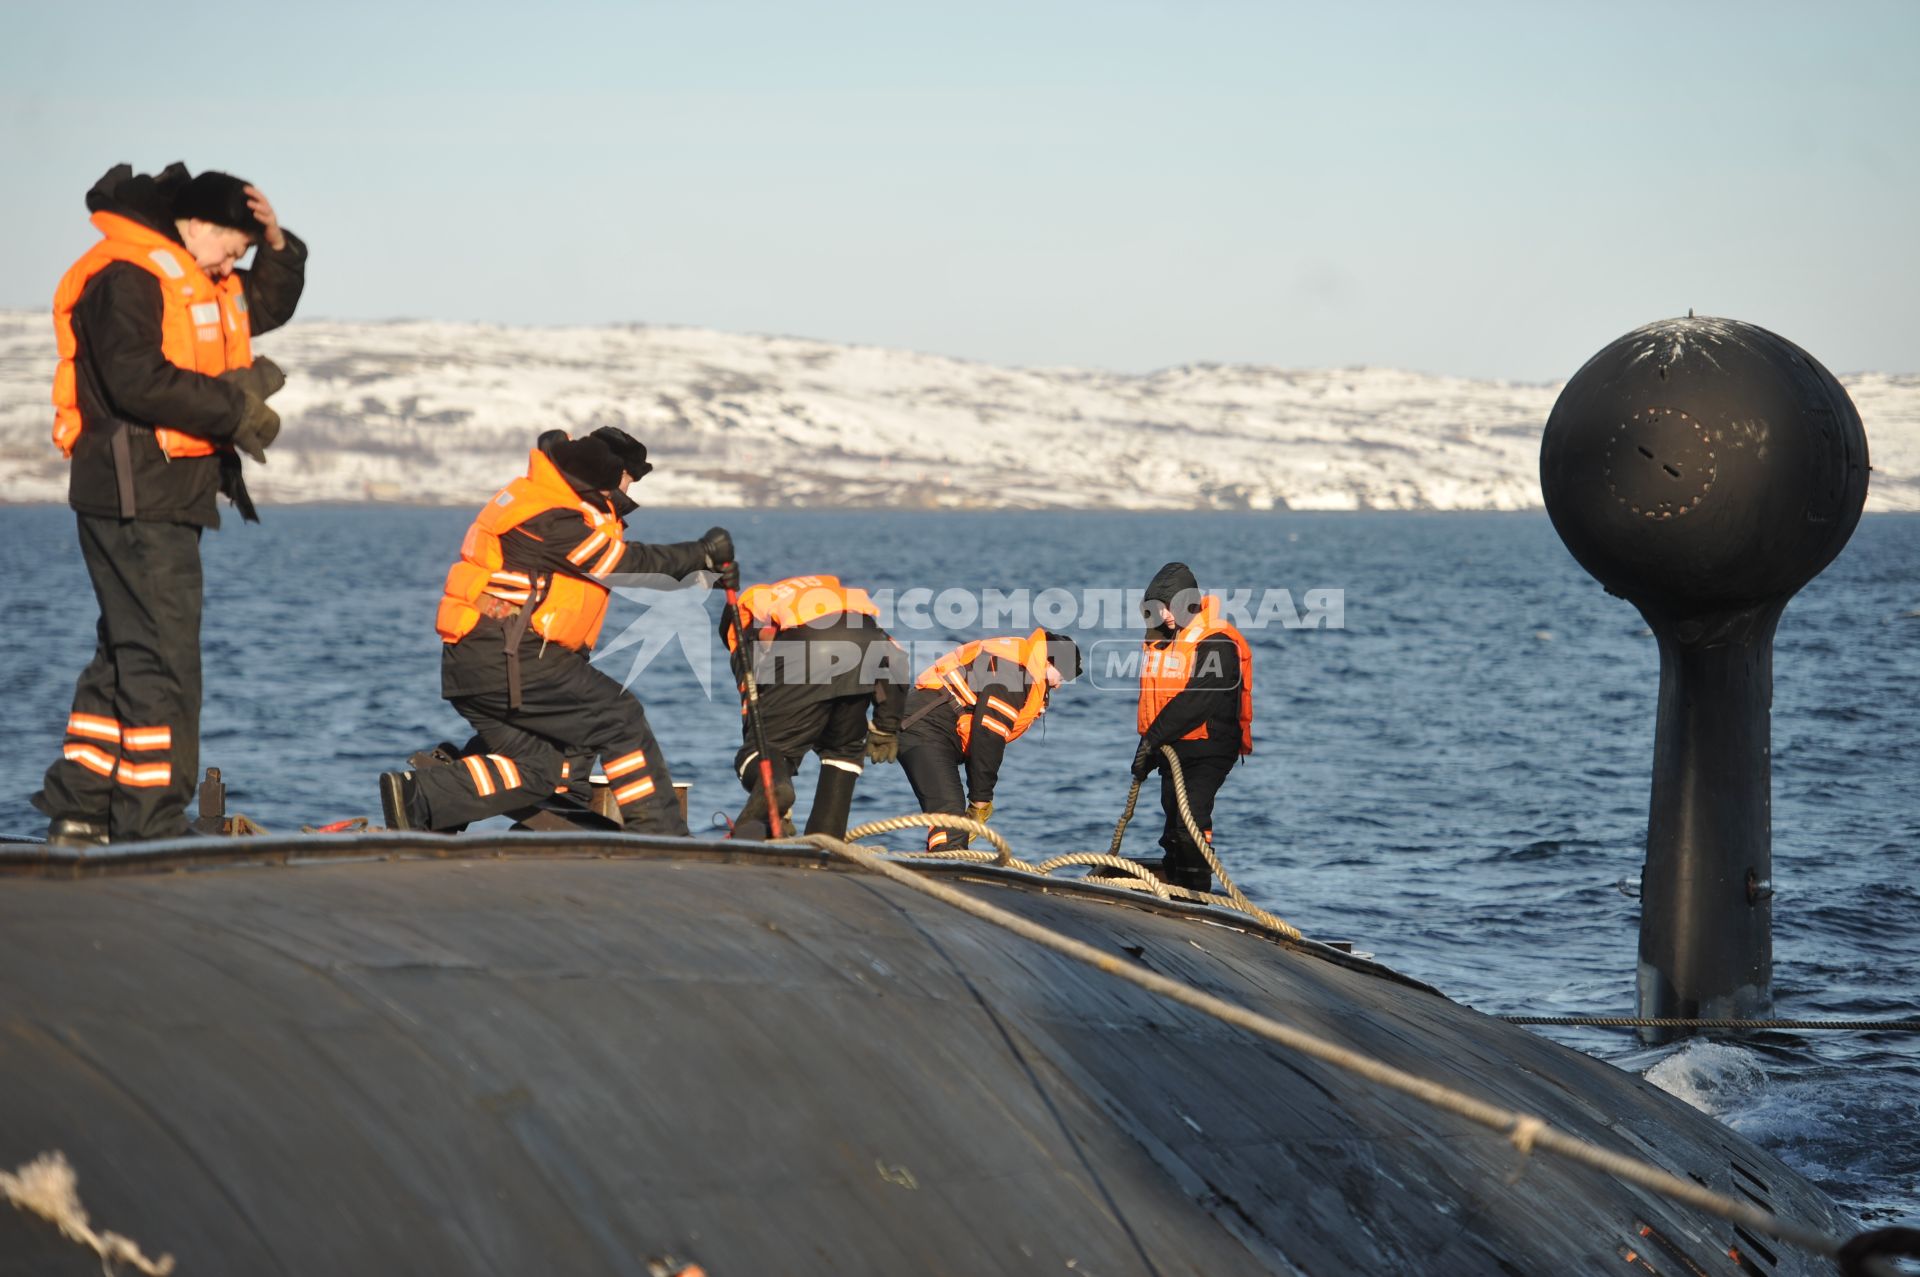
[
  {"xmin": 379, "ymin": 772, "xmax": 423, "ymax": 831},
  {"xmin": 731, "ymin": 777, "xmax": 796, "ymax": 842},
  {"xmin": 511, "ymin": 807, "xmax": 621, "ymax": 833},
  {"xmin": 804, "ymin": 765, "xmax": 859, "ymax": 839},
  {"xmin": 46, "ymin": 817, "xmax": 109, "ymax": 849},
  {"xmin": 1158, "ymin": 848, "xmax": 1213, "ymax": 895}
]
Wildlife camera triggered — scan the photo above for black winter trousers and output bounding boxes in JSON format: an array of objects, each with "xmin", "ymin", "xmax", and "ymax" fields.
[
  {"xmin": 411, "ymin": 649, "xmax": 687, "ymax": 836},
  {"xmin": 1158, "ymin": 750, "xmax": 1235, "ymax": 892},
  {"xmin": 731, "ymin": 692, "xmax": 870, "ymax": 839},
  {"xmin": 898, "ymin": 728, "xmax": 973, "ymax": 852},
  {"xmin": 35, "ymin": 514, "xmax": 203, "ymax": 840}
]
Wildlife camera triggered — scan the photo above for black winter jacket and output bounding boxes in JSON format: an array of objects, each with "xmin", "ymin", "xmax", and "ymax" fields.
[
  {"xmin": 726, "ymin": 610, "xmax": 909, "ymax": 740},
  {"xmin": 1140, "ymin": 629, "xmax": 1244, "ymax": 761},
  {"xmin": 900, "ymin": 651, "xmax": 1049, "ymax": 805},
  {"xmin": 442, "ymin": 480, "xmax": 712, "ymax": 698},
  {"xmin": 65, "ymin": 164, "xmax": 308, "ymax": 528}
]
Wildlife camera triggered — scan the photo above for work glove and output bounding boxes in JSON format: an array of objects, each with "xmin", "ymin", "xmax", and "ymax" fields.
[
  {"xmin": 1130, "ymin": 738, "xmax": 1157, "ymax": 782},
  {"xmin": 230, "ymin": 392, "xmax": 281, "ymax": 464},
  {"xmin": 967, "ymin": 800, "xmax": 993, "ymax": 825},
  {"xmin": 864, "ymin": 728, "xmax": 898, "ymax": 765},
  {"xmin": 701, "ymin": 526, "xmax": 739, "ymax": 591},
  {"xmin": 218, "ymin": 356, "xmax": 286, "ymax": 401}
]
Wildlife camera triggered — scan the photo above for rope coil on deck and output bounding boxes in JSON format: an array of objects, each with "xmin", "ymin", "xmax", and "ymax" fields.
[{"xmin": 813, "ymin": 747, "xmax": 1303, "ymax": 940}]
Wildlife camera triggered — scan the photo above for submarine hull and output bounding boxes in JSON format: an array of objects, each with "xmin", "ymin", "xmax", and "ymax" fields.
[{"xmin": 0, "ymin": 836, "xmax": 1851, "ymax": 1274}]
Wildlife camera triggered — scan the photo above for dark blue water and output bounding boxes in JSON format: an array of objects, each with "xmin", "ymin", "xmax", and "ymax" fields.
[{"xmin": 3, "ymin": 507, "xmax": 1916, "ymax": 1227}]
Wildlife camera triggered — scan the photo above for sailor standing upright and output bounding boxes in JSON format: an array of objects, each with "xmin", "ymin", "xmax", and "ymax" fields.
[
  {"xmin": 1132, "ymin": 562, "xmax": 1253, "ymax": 893},
  {"xmin": 33, "ymin": 163, "xmax": 306, "ymax": 847}
]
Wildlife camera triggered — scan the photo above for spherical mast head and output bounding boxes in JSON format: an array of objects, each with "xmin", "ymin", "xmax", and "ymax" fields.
[
  {"xmin": 1540, "ymin": 316, "xmax": 1868, "ymax": 623},
  {"xmin": 1540, "ymin": 317, "xmax": 1870, "ymax": 1038}
]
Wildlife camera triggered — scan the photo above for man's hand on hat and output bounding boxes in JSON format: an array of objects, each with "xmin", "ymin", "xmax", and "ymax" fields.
[{"xmin": 244, "ymin": 185, "xmax": 286, "ymax": 252}]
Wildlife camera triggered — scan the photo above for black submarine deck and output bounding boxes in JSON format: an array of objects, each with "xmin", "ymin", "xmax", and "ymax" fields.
[{"xmin": 0, "ymin": 832, "xmax": 1853, "ymax": 1274}]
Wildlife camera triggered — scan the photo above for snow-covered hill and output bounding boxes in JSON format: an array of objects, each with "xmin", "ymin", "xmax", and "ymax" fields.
[{"xmin": 3, "ymin": 313, "xmax": 1915, "ymax": 511}]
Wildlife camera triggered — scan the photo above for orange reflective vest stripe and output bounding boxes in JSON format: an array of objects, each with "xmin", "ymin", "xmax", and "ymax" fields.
[
  {"xmin": 915, "ymin": 627, "xmax": 1052, "ymax": 754},
  {"xmin": 1136, "ymin": 596, "xmax": 1253, "ymax": 754},
  {"xmin": 726, "ymin": 575, "xmax": 879, "ymax": 651},
  {"xmin": 435, "ymin": 449, "xmax": 627, "ymax": 650},
  {"xmin": 51, "ymin": 211, "xmax": 254, "ymax": 459}
]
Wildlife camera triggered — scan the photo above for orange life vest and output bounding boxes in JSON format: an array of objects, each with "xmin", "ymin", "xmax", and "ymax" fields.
[
  {"xmin": 915, "ymin": 628, "xmax": 1053, "ymax": 754},
  {"xmin": 726, "ymin": 575, "xmax": 880, "ymax": 650},
  {"xmin": 435, "ymin": 449, "xmax": 628, "ymax": 651},
  {"xmin": 1137, "ymin": 596, "xmax": 1253, "ymax": 754},
  {"xmin": 51, "ymin": 211, "xmax": 254, "ymax": 459}
]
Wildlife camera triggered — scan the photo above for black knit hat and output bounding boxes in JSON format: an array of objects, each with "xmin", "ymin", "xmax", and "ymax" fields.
[
  {"xmin": 590, "ymin": 426, "xmax": 654, "ymax": 480},
  {"xmin": 549, "ymin": 436, "xmax": 625, "ymax": 492},
  {"xmin": 171, "ymin": 170, "xmax": 264, "ymax": 237},
  {"xmin": 1143, "ymin": 561, "xmax": 1202, "ymax": 625}
]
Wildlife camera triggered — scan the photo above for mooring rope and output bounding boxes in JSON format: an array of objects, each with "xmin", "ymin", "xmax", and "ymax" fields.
[
  {"xmin": 0, "ymin": 1151, "xmax": 174, "ymax": 1275},
  {"xmin": 792, "ymin": 829, "xmax": 1910, "ymax": 1277},
  {"xmin": 837, "ymin": 747, "xmax": 1302, "ymax": 939}
]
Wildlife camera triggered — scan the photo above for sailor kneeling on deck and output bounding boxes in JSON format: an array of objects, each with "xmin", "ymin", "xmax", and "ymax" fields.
[
  {"xmin": 898, "ymin": 629, "xmax": 1079, "ymax": 851},
  {"xmin": 722, "ymin": 575, "xmax": 911, "ymax": 841},
  {"xmin": 379, "ymin": 429, "xmax": 733, "ymax": 836}
]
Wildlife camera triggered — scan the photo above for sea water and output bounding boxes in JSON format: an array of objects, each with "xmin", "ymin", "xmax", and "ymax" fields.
[{"xmin": 2, "ymin": 506, "xmax": 1915, "ymax": 1226}]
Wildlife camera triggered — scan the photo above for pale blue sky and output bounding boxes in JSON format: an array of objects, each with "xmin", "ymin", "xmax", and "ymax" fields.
[{"xmin": 3, "ymin": 0, "xmax": 1914, "ymax": 380}]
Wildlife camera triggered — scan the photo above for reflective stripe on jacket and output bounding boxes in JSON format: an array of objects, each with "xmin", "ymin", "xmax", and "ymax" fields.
[
  {"xmin": 915, "ymin": 627, "xmax": 1052, "ymax": 755},
  {"xmin": 436, "ymin": 449, "xmax": 627, "ymax": 650}
]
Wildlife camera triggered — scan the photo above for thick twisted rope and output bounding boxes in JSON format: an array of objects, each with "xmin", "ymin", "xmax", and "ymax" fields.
[
  {"xmin": 1102, "ymin": 748, "xmax": 1301, "ymax": 939},
  {"xmin": 827, "ymin": 801, "xmax": 1300, "ymax": 938},
  {"xmin": 0, "ymin": 1152, "xmax": 174, "ymax": 1275},
  {"xmin": 1156, "ymin": 747, "xmax": 1277, "ymax": 924},
  {"xmin": 1107, "ymin": 781, "xmax": 1141, "ymax": 855},
  {"xmin": 842, "ymin": 813, "xmax": 1017, "ymax": 864}
]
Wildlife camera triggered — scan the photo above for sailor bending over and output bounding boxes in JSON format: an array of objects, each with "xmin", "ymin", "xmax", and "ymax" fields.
[
  {"xmin": 721, "ymin": 574, "xmax": 909, "ymax": 841},
  {"xmin": 897, "ymin": 629, "xmax": 1078, "ymax": 851}
]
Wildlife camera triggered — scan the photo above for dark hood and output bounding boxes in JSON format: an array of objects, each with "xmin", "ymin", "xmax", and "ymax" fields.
[
  {"xmin": 85, "ymin": 163, "xmax": 190, "ymax": 243},
  {"xmin": 1144, "ymin": 561, "xmax": 1202, "ymax": 633}
]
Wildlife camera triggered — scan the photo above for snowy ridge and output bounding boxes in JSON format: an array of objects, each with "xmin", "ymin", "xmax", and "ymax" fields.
[{"xmin": 3, "ymin": 313, "xmax": 1915, "ymax": 511}]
